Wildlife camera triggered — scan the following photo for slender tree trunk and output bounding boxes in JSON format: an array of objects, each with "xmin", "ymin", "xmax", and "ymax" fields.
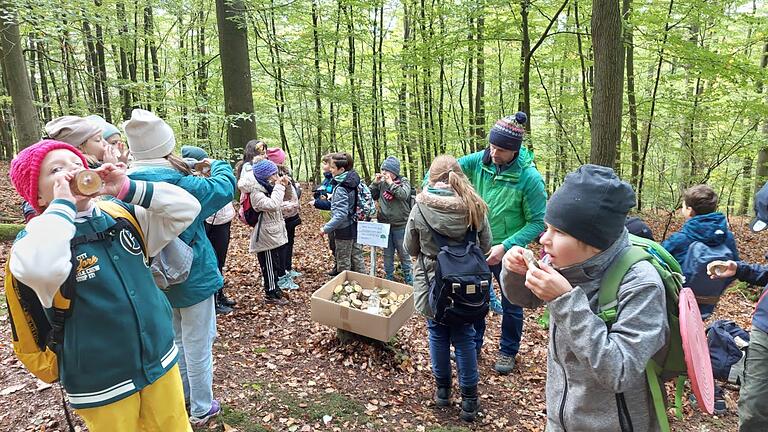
[
  {"xmin": 27, "ymin": 34, "xmax": 40, "ymax": 114},
  {"xmin": 145, "ymin": 5, "xmax": 163, "ymax": 116},
  {"xmin": 61, "ymin": 24, "xmax": 75, "ymax": 111},
  {"xmin": 574, "ymin": 0, "xmax": 591, "ymax": 126},
  {"xmin": 399, "ymin": 1, "xmax": 413, "ymax": 181},
  {"xmin": 35, "ymin": 39, "xmax": 52, "ymax": 123},
  {"xmin": 474, "ymin": 8, "xmax": 485, "ymax": 146},
  {"xmin": 268, "ymin": 0, "xmax": 290, "ymax": 163},
  {"xmin": 311, "ymin": 0, "xmax": 323, "ymax": 183},
  {"xmin": 215, "ymin": 0, "xmax": 256, "ymax": 154},
  {"xmin": 196, "ymin": 7, "xmax": 209, "ymax": 140},
  {"xmin": 371, "ymin": 4, "xmax": 380, "ymax": 167},
  {"xmin": 116, "ymin": 2, "xmax": 132, "ymax": 119},
  {"xmin": 0, "ymin": 5, "xmax": 41, "ymax": 149},
  {"xmin": 346, "ymin": 5, "xmax": 369, "ymax": 179},
  {"xmin": 94, "ymin": 0, "xmax": 111, "ymax": 121},
  {"xmin": 754, "ymin": 42, "xmax": 768, "ymax": 196},
  {"xmin": 739, "ymin": 157, "xmax": 753, "ymax": 215},
  {"xmin": 518, "ymin": 0, "xmax": 531, "ymax": 128},
  {"xmin": 467, "ymin": 15, "xmax": 474, "ymax": 150},
  {"xmin": 623, "ymin": 0, "xmax": 639, "ymax": 188}
]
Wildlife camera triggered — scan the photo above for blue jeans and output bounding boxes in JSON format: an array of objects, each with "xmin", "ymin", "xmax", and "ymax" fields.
[
  {"xmin": 172, "ymin": 295, "xmax": 217, "ymax": 417},
  {"xmin": 473, "ymin": 263, "xmax": 524, "ymax": 357},
  {"xmin": 427, "ymin": 319, "xmax": 478, "ymax": 388},
  {"xmin": 384, "ymin": 226, "xmax": 412, "ymax": 281}
]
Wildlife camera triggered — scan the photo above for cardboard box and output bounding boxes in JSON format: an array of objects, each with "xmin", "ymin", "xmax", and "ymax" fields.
[{"xmin": 311, "ymin": 271, "xmax": 415, "ymax": 342}]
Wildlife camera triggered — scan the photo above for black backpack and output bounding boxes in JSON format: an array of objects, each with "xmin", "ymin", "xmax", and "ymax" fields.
[{"xmin": 417, "ymin": 205, "xmax": 491, "ymax": 325}]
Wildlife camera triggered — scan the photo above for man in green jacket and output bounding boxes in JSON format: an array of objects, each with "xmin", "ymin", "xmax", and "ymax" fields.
[{"xmin": 458, "ymin": 112, "xmax": 547, "ymax": 375}]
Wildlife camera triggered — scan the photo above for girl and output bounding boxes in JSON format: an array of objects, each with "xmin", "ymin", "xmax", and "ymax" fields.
[
  {"xmin": 125, "ymin": 109, "xmax": 237, "ymax": 426},
  {"xmin": 86, "ymin": 114, "xmax": 130, "ymax": 163},
  {"xmin": 238, "ymin": 159, "xmax": 291, "ymax": 305},
  {"xmin": 9, "ymin": 140, "xmax": 199, "ymax": 431},
  {"xmin": 234, "ymin": 139, "xmax": 267, "ymax": 178},
  {"xmin": 266, "ymin": 147, "xmax": 302, "ymax": 290},
  {"xmin": 181, "ymin": 145, "xmax": 237, "ymax": 314},
  {"xmin": 404, "ymin": 155, "xmax": 492, "ymax": 422},
  {"xmin": 45, "ymin": 116, "xmax": 122, "ymax": 168},
  {"xmin": 371, "ymin": 156, "xmax": 413, "ymax": 284},
  {"xmin": 501, "ymin": 165, "xmax": 668, "ymax": 432}
]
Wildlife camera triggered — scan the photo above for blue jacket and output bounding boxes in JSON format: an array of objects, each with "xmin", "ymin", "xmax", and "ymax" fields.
[
  {"xmin": 733, "ymin": 262, "xmax": 768, "ymax": 334},
  {"xmin": 129, "ymin": 160, "xmax": 236, "ymax": 308},
  {"xmin": 313, "ymin": 172, "xmax": 333, "ymax": 211},
  {"xmin": 662, "ymin": 212, "xmax": 739, "ymax": 266}
]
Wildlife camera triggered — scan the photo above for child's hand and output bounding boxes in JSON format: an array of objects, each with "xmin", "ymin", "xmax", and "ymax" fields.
[
  {"xmin": 525, "ymin": 261, "xmax": 572, "ymax": 302},
  {"xmin": 116, "ymin": 140, "xmax": 130, "ymax": 164},
  {"xmin": 53, "ymin": 172, "xmax": 77, "ymax": 204},
  {"xmin": 374, "ymin": 173, "xmax": 383, "ymax": 183},
  {"xmin": 707, "ymin": 260, "xmax": 737, "ymax": 279},
  {"xmin": 95, "ymin": 163, "xmax": 128, "ymax": 196},
  {"xmin": 486, "ymin": 244, "xmax": 506, "ymax": 266},
  {"xmin": 503, "ymin": 247, "xmax": 529, "ymax": 275},
  {"xmin": 102, "ymin": 145, "xmax": 120, "ymax": 164}
]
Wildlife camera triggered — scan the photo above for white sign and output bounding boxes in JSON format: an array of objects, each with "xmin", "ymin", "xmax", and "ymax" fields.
[{"xmin": 356, "ymin": 221, "xmax": 390, "ymax": 248}]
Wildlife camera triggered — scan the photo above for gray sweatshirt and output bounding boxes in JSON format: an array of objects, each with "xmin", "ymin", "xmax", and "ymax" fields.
[{"xmin": 501, "ymin": 232, "xmax": 668, "ymax": 432}]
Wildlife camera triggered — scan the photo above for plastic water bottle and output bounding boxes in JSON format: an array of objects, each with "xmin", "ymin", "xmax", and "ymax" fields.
[{"xmin": 368, "ymin": 292, "xmax": 380, "ymax": 315}]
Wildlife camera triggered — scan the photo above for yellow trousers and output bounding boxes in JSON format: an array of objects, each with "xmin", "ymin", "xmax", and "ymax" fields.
[{"xmin": 75, "ymin": 364, "xmax": 191, "ymax": 432}]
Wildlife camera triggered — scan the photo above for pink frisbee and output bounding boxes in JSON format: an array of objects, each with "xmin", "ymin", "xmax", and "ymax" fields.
[{"xmin": 679, "ymin": 287, "xmax": 715, "ymax": 415}]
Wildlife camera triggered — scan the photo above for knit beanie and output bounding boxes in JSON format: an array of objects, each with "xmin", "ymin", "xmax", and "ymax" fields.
[
  {"xmin": 181, "ymin": 145, "xmax": 209, "ymax": 161},
  {"xmin": 10, "ymin": 140, "xmax": 89, "ymax": 213},
  {"xmin": 545, "ymin": 164, "xmax": 636, "ymax": 250},
  {"xmin": 45, "ymin": 116, "xmax": 102, "ymax": 147},
  {"xmin": 252, "ymin": 159, "xmax": 278, "ymax": 182},
  {"xmin": 124, "ymin": 109, "xmax": 176, "ymax": 160},
  {"xmin": 266, "ymin": 147, "xmax": 286, "ymax": 165},
  {"xmin": 488, "ymin": 112, "xmax": 527, "ymax": 151},
  {"xmin": 380, "ymin": 156, "xmax": 401, "ymax": 176},
  {"xmin": 85, "ymin": 115, "xmax": 121, "ymax": 140}
]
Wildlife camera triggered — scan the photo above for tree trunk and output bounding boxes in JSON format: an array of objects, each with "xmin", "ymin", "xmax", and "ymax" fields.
[
  {"xmin": 196, "ymin": 7, "xmax": 209, "ymax": 140},
  {"xmin": 116, "ymin": 2, "xmax": 132, "ymax": 120},
  {"xmin": 0, "ymin": 5, "xmax": 41, "ymax": 149},
  {"xmin": 754, "ymin": 42, "xmax": 768, "ymax": 197},
  {"xmin": 35, "ymin": 39, "xmax": 52, "ymax": 123},
  {"xmin": 517, "ymin": 0, "xmax": 530, "ymax": 128},
  {"xmin": 268, "ymin": 0, "xmax": 290, "ymax": 164},
  {"xmin": 346, "ymin": 5, "xmax": 369, "ymax": 180},
  {"xmin": 474, "ymin": 9, "xmax": 485, "ymax": 147},
  {"xmin": 215, "ymin": 0, "xmax": 256, "ymax": 155},
  {"xmin": 311, "ymin": 0, "xmax": 323, "ymax": 183},
  {"xmin": 574, "ymin": 0, "xmax": 591, "ymax": 126},
  {"xmin": 623, "ymin": 0, "xmax": 639, "ymax": 189},
  {"xmin": 739, "ymin": 157, "xmax": 753, "ymax": 215},
  {"xmin": 94, "ymin": 0, "xmax": 111, "ymax": 122},
  {"xmin": 589, "ymin": 0, "xmax": 624, "ymax": 168}
]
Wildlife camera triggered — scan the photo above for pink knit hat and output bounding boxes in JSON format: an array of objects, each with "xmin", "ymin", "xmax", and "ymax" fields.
[
  {"xmin": 10, "ymin": 140, "xmax": 89, "ymax": 213},
  {"xmin": 266, "ymin": 147, "xmax": 286, "ymax": 165}
]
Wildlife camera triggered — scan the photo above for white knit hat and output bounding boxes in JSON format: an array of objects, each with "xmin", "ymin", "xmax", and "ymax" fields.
[
  {"xmin": 45, "ymin": 116, "xmax": 101, "ymax": 147},
  {"xmin": 124, "ymin": 109, "xmax": 176, "ymax": 160}
]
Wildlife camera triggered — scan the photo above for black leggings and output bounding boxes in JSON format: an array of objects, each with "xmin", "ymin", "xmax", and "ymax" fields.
[
  {"xmin": 279, "ymin": 216, "xmax": 300, "ymax": 272},
  {"xmin": 205, "ymin": 221, "xmax": 231, "ymax": 273}
]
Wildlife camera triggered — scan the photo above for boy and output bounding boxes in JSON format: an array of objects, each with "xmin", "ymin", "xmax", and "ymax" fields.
[
  {"xmin": 370, "ymin": 156, "xmax": 413, "ymax": 283},
  {"xmin": 708, "ymin": 182, "xmax": 768, "ymax": 431},
  {"xmin": 321, "ymin": 152, "xmax": 366, "ymax": 274},
  {"xmin": 501, "ymin": 165, "xmax": 668, "ymax": 432}
]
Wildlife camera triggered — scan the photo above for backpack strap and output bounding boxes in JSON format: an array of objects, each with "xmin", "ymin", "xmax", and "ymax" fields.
[
  {"xmin": 597, "ymin": 246, "xmax": 652, "ymax": 324},
  {"xmin": 96, "ymin": 200, "xmax": 147, "ymax": 259}
]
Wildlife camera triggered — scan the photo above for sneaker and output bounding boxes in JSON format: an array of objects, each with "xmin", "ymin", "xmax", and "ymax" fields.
[
  {"xmin": 490, "ymin": 298, "xmax": 503, "ymax": 315},
  {"xmin": 189, "ymin": 400, "xmax": 221, "ymax": 426},
  {"xmin": 287, "ymin": 269, "xmax": 303, "ymax": 279},
  {"xmin": 494, "ymin": 353, "xmax": 516, "ymax": 375},
  {"xmin": 219, "ymin": 294, "xmax": 237, "ymax": 307},
  {"xmin": 278, "ymin": 276, "xmax": 299, "ymax": 290},
  {"xmin": 215, "ymin": 303, "xmax": 233, "ymax": 315},
  {"xmin": 690, "ymin": 393, "xmax": 728, "ymax": 416}
]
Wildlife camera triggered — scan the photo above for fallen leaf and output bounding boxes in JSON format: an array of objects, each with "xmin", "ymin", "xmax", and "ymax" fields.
[{"xmin": 0, "ymin": 384, "xmax": 25, "ymax": 396}]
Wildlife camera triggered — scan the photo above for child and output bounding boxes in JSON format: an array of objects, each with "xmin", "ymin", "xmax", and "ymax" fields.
[
  {"xmin": 9, "ymin": 140, "xmax": 200, "ymax": 431},
  {"xmin": 501, "ymin": 165, "xmax": 668, "ymax": 432},
  {"xmin": 625, "ymin": 215, "xmax": 655, "ymax": 241},
  {"xmin": 234, "ymin": 139, "xmax": 266, "ymax": 178},
  {"xmin": 404, "ymin": 155, "xmax": 491, "ymax": 422},
  {"xmin": 238, "ymin": 159, "xmax": 291, "ymax": 305},
  {"xmin": 266, "ymin": 147, "xmax": 302, "ymax": 290},
  {"xmin": 662, "ymin": 184, "xmax": 739, "ymax": 316},
  {"xmin": 86, "ymin": 114, "xmax": 130, "ymax": 163},
  {"xmin": 312, "ymin": 154, "xmax": 337, "ymax": 275},
  {"xmin": 45, "ymin": 116, "xmax": 121, "ymax": 167},
  {"xmin": 371, "ymin": 156, "xmax": 413, "ymax": 283},
  {"xmin": 706, "ymin": 182, "xmax": 768, "ymax": 431},
  {"xmin": 322, "ymin": 152, "xmax": 366, "ymax": 274},
  {"xmin": 125, "ymin": 109, "xmax": 236, "ymax": 426},
  {"xmin": 181, "ymin": 145, "xmax": 237, "ymax": 315}
]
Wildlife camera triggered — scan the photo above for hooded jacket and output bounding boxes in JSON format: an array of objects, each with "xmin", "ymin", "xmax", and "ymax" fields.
[
  {"xmin": 404, "ymin": 188, "xmax": 492, "ymax": 318},
  {"xmin": 322, "ymin": 170, "xmax": 361, "ymax": 239},
  {"xmin": 458, "ymin": 146, "xmax": 546, "ymax": 250},
  {"xmin": 370, "ymin": 176, "xmax": 412, "ymax": 228},
  {"xmin": 661, "ymin": 212, "xmax": 739, "ymax": 266},
  {"xmin": 731, "ymin": 263, "xmax": 768, "ymax": 335},
  {"xmin": 238, "ymin": 169, "xmax": 289, "ymax": 253},
  {"xmin": 127, "ymin": 159, "xmax": 236, "ymax": 308},
  {"xmin": 501, "ymin": 232, "xmax": 668, "ymax": 432}
]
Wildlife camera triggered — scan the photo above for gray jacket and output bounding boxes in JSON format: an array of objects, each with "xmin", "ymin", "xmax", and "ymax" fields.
[
  {"xmin": 238, "ymin": 170, "xmax": 288, "ymax": 254},
  {"xmin": 404, "ymin": 190, "xmax": 492, "ymax": 318},
  {"xmin": 322, "ymin": 170, "xmax": 361, "ymax": 236},
  {"xmin": 501, "ymin": 232, "xmax": 668, "ymax": 432}
]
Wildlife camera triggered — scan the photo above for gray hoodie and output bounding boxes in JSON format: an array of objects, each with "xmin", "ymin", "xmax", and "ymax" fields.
[
  {"xmin": 404, "ymin": 189, "xmax": 492, "ymax": 318},
  {"xmin": 501, "ymin": 232, "xmax": 668, "ymax": 432}
]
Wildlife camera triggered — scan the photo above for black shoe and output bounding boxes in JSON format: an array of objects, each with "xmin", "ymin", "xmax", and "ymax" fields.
[
  {"xmin": 219, "ymin": 294, "xmax": 236, "ymax": 307},
  {"xmin": 460, "ymin": 386, "xmax": 479, "ymax": 422},
  {"xmin": 435, "ymin": 386, "xmax": 451, "ymax": 407},
  {"xmin": 215, "ymin": 303, "xmax": 233, "ymax": 315},
  {"xmin": 327, "ymin": 269, "xmax": 339, "ymax": 277},
  {"xmin": 265, "ymin": 290, "xmax": 289, "ymax": 305}
]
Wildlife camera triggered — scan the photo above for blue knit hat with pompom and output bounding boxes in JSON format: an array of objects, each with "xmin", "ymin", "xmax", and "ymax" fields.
[{"xmin": 488, "ymin": 112, "xmax": 527, "ymax": 151}]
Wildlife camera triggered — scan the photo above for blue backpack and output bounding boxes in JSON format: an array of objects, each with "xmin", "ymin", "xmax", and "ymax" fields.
[
  {"xmin": 416, "ymin": 205, "xmax": 491, "ymax": 325},
  {"xmin": 707, "ymin": 320, "xmax": 749, "ymax": 384},
  {"xmin": 681, "ymin": 240, "xmax": 735, "ymax": 303}
]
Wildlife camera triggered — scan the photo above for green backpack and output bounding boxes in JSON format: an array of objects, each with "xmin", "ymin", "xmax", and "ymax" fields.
[{"xmin": 598, "ymin": 234, "xmax": 687, "ymax": 432}]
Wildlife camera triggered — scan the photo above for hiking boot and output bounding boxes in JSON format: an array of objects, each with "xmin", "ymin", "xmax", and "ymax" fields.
[
  {"xmin": 494, "ymin": 353, "xmax": 516, "ymax": 375},
  {"xmin": 434, "ymin": 386, "xmax": 451, "ymax": 407},
  {"xmin": 459, "ymin": 386, "xmax": 479, "ymax": 422},
  {"xmin": 490, "ymin": 298, "xmax": 503, "ymax": 315},
  {"xmin": 189, "ymin": 399, "xmax": 221, "ymax": 426},
  {"xmin": 215, "ymin": 303, "xmax": 233, "ymax": 315},
  {"xmin": 218, "ymin": 291, "xmax": 236, "ymax": 307}
]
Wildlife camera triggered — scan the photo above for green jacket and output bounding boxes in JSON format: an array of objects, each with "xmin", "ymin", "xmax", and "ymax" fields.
[
  {"xmin": 370, "ymin": 177, "xmax": 412, "ymax": 228},
  {"xmin": 458, "ymin": 147, "xmax": 546, "ymax": 250}
]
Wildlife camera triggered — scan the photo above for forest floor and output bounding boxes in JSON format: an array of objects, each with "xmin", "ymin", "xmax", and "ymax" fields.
[{"xmin": 0, "ymin": 161, "xmax": 761, "ymax": 432}]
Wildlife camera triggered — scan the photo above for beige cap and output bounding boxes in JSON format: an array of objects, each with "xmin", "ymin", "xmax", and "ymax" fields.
[
  {"xmin": 124, "ymin": 109, "xmax": 176, "ymax": 160},
  {"xmin": 44, "ymin": 116, "xmax": 101, "ymax": 147}
]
